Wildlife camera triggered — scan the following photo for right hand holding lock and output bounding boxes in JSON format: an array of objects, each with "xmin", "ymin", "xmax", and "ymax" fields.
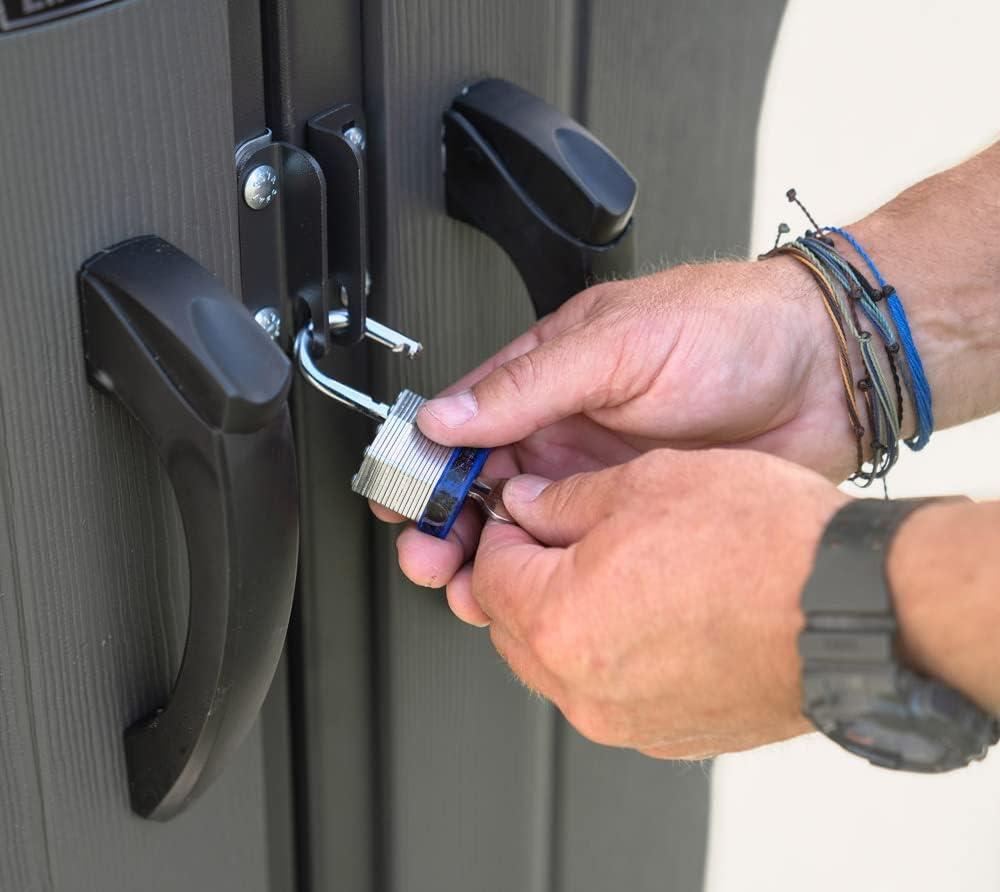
[
  {"xmin": 371, "ymin": 256, "xmax": 864, "ymax": 624},
  {"xmin": 372, "ymin": 132, "xmax": 1000, "ymax": 768}
]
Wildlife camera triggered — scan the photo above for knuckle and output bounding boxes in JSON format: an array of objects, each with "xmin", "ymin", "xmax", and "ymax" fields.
[
  {"xmin": 585, "ymin": 279, "xmax": 627, "ymax": 312},
  {"xmin": 526, "ymin": 602, "xmax": 578, "ymax": 675},
  {"xmin": 527, "ymin": 603, "xmax": 604, "ymax": 687},
  {"xmin": 492, "ymin": 351, "xmax": 540, "ymax": 401},
  {"xmin": 526, "ymin": 608, "xmax": 568, "ymax": 670},
  {"xmin": 545, "ymin": 471, "xmax": 588, "ymax": 516}
]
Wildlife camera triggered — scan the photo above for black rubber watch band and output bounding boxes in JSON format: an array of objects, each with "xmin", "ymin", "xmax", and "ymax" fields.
[
  {"xmin": 801, "ymin": 498, "xmax": 936, "ymax": 617},
  {"xmin": 799, "ymin": 497, "xmax": 1000, "ymax": 773}
]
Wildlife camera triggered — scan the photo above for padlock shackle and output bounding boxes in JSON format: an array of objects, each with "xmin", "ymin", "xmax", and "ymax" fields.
[
  {"xmin": 327, "ymin": 309, "xmax": 422, "ymax": 357},
  {"xmin": 295, "ymin": 310, "xmax": 422, "ymax": 420}
]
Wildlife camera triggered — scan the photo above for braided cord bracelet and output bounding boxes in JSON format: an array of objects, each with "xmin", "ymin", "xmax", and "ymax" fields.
[
  {"xmin": 796, "ymin": 237, "xmax": 902, "ymax": 478},
  {"xmin": 804, "ymin": 242, "xmax": 906, "ymax": 429},
  {"xmin": 761, "ymin": 189, "xmax": 934, "ymax": 488},
  {"xmin": 762, "ymin": 243, "xmax": 868, "ymax": 477},
  {"xmin": 827, "ymin": 226, "xmax": 934, "ymax": 450},
  {"xmin": 772, "ymin": 238, "xmax": 898, "ymax": 482},
  {"xmin": 800, "ymin": 238, "xmax": 907, "ymax": 428},
  {"xmin": 793, "ymin": 244, "xmax": 886, "ymax": 477}
]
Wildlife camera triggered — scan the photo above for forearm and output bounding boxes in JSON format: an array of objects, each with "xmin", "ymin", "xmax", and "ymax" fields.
[
  {"xmin": 891, "ymin": 499, "xmax": 1000, "ymax": 713},
  {"xmin": 840, "ymin": 141, "xmax": 1000, "ymax": 434}
]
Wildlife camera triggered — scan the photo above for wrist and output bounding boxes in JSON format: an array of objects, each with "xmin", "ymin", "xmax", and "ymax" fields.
[
  {"xmin": 890, "ymin": 499, "xmax": 1000, "ymax": 714},
  {"xmin": 842, "ymin": 171, "xmax": 1000, "ymax": 434},
  {"xmin": 759, "ymin": 252, "xmax": 872, "ymax": 480}
]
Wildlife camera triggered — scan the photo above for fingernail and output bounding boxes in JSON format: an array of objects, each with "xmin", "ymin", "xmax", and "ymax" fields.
[
  {"xmin": 503, "ymin": 474, "xmax": 551, "ymax": 505},
  {"xmin": 422, "ymin": 390, "xmax": 478, "ymax": 428}
]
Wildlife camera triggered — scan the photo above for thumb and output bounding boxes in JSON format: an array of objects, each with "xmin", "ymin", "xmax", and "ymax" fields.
[
  {"xmin": 416, "ymin": 326, "xmax": 621, "ymax": 447},
  {"xmin": 500, "ymin": 466, "xmax": 627, "ymax": 546}
]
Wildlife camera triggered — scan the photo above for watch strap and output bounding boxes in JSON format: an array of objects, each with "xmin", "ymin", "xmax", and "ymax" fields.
[
  {"xmin": 799, "ymin": 496, "xmax": 999, "ymax": 773},
  {"xmin": 801, "ymin": 497, "xmax": 941, "ymax": 617},
  {"xmin": 799, "ymin": 498, "xmax": 944, "ymax": 669}
]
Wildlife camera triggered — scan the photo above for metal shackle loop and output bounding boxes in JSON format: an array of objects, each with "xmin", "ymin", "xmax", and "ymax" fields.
[{"xmin": 295, "ymin": 310, "xmax": 423, "ymax": 421}]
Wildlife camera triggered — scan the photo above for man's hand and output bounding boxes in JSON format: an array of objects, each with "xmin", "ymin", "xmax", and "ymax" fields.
[
  {"xmin": 460, "ymin": 449, "xmax": 846, "ymax": 758},
  {"xmin": 368, "ymin": 142, "xmax": 1000, "ymax": 758},
  {"xmin": 417, "ymin": 258, "xmax": 856, "ymax": 480},
  {"xmin": 380, "ymin": 256, "xmax": 856, "ymax": 597},
  {"xmin": 387, "ymin": 143, "xmax": 1000, "ymax": 597}
]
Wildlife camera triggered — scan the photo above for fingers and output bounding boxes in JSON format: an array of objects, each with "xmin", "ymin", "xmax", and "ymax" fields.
[
  {"xmin": 395, "ymin": 504, "xmax": 481, "ymax": 588},
  {"xmin": 434, "ymin": 326, "xmax": 545, "ymax": 398},
  {"xmin": 501, "ymin": 463, "xmax": 634, "ymax": 547},
  {"xmin": 377, "ymin": 446, "xmax": 519, "ymax": 598},
  {"xmin": 369, "ymin": 500, "xmax": 406, "ymax": 523},
  {"xmin": 433, "ymin": 286, "xmax": 601, "ymax": 399},
  {"xmin": 471, "ymin": 522, "xmax": 562, "ymax": 641},
  {"xmin": 511, "ymin": 415, "xmax": 640, "ymax": 479},
  {"xmin": 415, "ymin": 281, "xmax": 631, "ymax": 449},
  {"xmin": 444, "ymin": 564, "xmax": 491, "ymax": 626},
  {"xmin": 416, "ymin": 325, "xmax": 625, "ymax": 448}
]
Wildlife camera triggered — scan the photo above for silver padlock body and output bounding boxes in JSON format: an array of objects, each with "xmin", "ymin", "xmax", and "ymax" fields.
[{"xmin": 351, "ymin": 389, "xmax": 454, "ymax": 521}]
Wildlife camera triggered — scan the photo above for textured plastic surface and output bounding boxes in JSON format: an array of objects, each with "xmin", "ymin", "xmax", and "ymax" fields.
[
  {"xmin": 417, "ymin": 447, "xmax": 491, "ymax": 539},
  {"xmin": 292, "ymin": 2, "xmax": 784, "ymax": 889},
  {"xmin": 79, "ymin": 236, "xmax": 299, "ymax": 819},
  {"xmin": 444, "ymin": 78, "xmax": 637, "ymax": 317}
]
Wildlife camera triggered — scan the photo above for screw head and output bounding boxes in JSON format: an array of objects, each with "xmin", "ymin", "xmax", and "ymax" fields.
[
  {"xmin": 344, "ymin": 126, "xmax": 366, "ymax": 151},
  {"xmin": 244, "ymin": 165, "xmax": 279, "ymax": 210},
  {"xmin": 254, "ymin": 306, "xmax": 281, "ymax": 340}
]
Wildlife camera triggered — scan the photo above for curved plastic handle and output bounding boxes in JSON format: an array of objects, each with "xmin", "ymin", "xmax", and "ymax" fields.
[
  {"xmin": 444, "ymin": 78, "xmax": 638, "ymax": 317},
  {"xmin": 79, "ymin": 237, "xmax": 299, "ymax": 821}
]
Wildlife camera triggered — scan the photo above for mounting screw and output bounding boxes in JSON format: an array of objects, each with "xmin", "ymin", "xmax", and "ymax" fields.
[
  {"xmin": 244, "ymin": 165, "xmax": 279, "ymax": 210},
  {"xmin": 254, "ymin": 306, "xmax": 281, "ymax": 340},
  {"xmin": 344, "ymin": 126, "xmax": 366, "ymax": 151}
]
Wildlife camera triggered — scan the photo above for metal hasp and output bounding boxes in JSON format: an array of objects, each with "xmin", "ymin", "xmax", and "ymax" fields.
[
  {"xmin": 236, "ymin": 135, "xmax": 333, "ymax": 356},
  {"xmin": 443, "ymin": 78, "xmax": 638, "ymax": 317},
  {"xmin": 307, "ymin": 104, "xmax": 369, "ymax": 346},
  {"xmin": 234, "ymin": 102, "xmax": 370, "ymax": 360},
  {"xmin": 78, "ymin": 237, "xmax": 299, "ymax": 820}
]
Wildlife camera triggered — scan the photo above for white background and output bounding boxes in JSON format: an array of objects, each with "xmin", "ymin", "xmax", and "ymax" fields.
[{"xmin": 705, "ymin": 2, "xmax": 1000, "ymax": 890}]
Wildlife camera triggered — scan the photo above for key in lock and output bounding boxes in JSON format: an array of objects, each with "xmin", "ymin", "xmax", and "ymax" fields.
[{"xmin": 296, "ymin": 309, "xmax": 513, "ymax": 538}]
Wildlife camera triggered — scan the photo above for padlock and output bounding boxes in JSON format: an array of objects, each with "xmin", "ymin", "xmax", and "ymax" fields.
[{"xmin": 296, "ymin": 309, "xmax": 512, "ymax": 538}]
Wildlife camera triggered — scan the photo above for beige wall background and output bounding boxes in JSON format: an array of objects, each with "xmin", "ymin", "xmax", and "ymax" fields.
[{"xmin": 705, "ymin": 2, "xmax": 1000, "ymax": 889}]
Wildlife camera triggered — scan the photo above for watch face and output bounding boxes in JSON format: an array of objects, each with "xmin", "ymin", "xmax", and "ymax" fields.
[{"xmin": 804, "ymin": 669, "xmax": 999, "ymax": 773}]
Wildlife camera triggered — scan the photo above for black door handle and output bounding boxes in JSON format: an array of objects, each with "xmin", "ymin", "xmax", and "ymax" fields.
[
  {"xmin": 79, "ymin": 237, "xmax": 299, "ymax": 821},
  {"xmin": 444, "ymin": 78, "xmax": 638, "ymax": 317}
]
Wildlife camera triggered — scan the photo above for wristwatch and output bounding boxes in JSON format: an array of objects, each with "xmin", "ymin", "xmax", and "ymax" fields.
[{"xmin": 799, "ymin": 497, "xmax": 1000, "ymax": 772}]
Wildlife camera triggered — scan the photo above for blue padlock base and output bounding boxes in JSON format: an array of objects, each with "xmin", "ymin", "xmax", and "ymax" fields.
[{"xmin": 417, "ymin": 447, "xmax": 491, "ymax": 539}]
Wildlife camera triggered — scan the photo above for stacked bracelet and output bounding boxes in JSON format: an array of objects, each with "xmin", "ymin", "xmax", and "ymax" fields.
[
  {"xmin": 827, "ymin": 227, "xmax": 934, "ymax": 450},
  {"xmin": 798, "ymin": 235, "xmax": 902, "ymax": 481},
  {"xmin": 763, "ymin": 242, "xmax": 869, "ymax": 477},
  {"xmin": 760, "ymin": 192, "xmax": 934, "ymax": 486}
]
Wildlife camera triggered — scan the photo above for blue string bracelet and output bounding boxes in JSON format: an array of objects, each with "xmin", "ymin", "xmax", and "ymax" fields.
[{"xmin": 827, "ymin": 227, "xmax": 934, "ymax": 450}]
